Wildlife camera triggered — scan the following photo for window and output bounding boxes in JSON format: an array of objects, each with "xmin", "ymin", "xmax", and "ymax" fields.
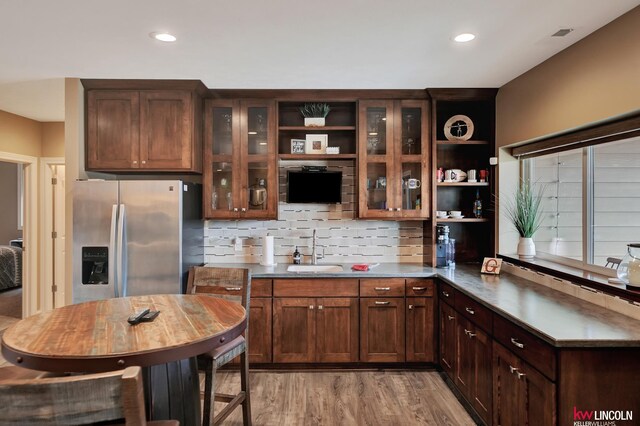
[{"xmin": 523, "ymin": 135, "xmax": 640, "ymax": 270}]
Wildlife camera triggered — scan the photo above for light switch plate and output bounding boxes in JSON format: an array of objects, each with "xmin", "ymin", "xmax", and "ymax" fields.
[{"xmin": 234, "ymin": 238, "xmax": 243, "ymax": 252}]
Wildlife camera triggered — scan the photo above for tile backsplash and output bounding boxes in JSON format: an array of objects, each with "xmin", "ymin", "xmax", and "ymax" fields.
[{"xmin": 205, "ymin": 161, "xmax": 424, "ymax": 264}]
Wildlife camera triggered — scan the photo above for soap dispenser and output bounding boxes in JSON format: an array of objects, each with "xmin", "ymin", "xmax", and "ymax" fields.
[{"xmin": 292, "ymin": 246, "xmax": 301, "ymax": 265}]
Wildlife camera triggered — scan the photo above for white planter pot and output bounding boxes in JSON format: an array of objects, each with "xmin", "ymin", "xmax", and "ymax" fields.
[
  {"xmin": 517, "ymin": 237, "xmax": 536, "ymax": 260},
  {"xmin": 304, "ymin": 117, "xmax": 325, "ymax": 127}
]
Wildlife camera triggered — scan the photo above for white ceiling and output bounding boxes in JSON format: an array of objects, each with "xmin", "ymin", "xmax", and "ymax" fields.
[{"xmin": 0, "ymin": 0, "xmax": 638, "ymax": 122}]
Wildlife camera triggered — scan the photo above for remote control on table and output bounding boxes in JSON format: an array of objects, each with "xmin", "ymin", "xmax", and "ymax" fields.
[
  {"xmin": 127, "ymin": 308, "xmax": 150, "ymax": 325},
  {"xmin": 140, "ymin": 310, "xmax": 160, "ymax": 322}
]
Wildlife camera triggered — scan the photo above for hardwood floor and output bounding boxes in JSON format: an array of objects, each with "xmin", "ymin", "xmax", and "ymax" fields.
[
  {"xmin": 206, "ymin": 370, "xmax": 474, "ymax": 425},
  {"xmin": 0, "ymin": 315, "xmax": 19, "ymax": 368}
]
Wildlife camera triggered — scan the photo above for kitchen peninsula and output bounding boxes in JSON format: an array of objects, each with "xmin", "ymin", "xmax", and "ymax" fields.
[{"xmin": 207, "ymin": 261, "xmax": 640, "ymax": 425}]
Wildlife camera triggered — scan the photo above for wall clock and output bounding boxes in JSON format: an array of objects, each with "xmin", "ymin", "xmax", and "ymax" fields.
[{"xmin": 444, "ymin": 115, "xmax": 474, "ymax": 141}]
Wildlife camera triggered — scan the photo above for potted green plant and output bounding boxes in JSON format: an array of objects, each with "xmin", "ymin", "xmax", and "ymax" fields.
[
  {"xmin": 504, "ymin": 179, "xmax": 545, "ymax": 259},
  {"xmin": 299, "ymin": 103, "xmax": 331, "ymax": 127}
]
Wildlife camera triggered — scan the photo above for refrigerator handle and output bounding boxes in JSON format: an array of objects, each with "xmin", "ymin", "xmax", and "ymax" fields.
[
  {"xmin": 117, "ymin": 204, "xmax": 127, "ymax": 298},
  {"xmin": 109, "ymin": 204, "xmax": 118, "ymax": 298}
]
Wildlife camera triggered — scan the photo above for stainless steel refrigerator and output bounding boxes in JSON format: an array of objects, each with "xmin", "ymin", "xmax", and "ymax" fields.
[{"xmin": 72, "ymin": 180, "xmax": 203, "ymax": 303}]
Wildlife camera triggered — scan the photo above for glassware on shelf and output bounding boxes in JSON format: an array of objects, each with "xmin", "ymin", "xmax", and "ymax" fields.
[
  {"xmin": 222, "ymin": 113, "xmax": 232, "ymax": 134},
  {"xmin": 473, "ymin": 190, "xmax": 483, "ymax": 218},
  {"xmin": 211, "ymin": 187, "xmax": 218, "ymax": 209},
  {"xmin": 404, "ymin": 114, "xmax": 415, "ymax": 154},
  {"xmin": 226, "ymin": 192, "xmax": 233, "ymax": 211},
  {"xmin": 367, "ymin": 113, "xmax": 383, "ymax": 154}
]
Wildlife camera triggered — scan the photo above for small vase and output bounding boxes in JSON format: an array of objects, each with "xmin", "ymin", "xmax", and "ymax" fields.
[
  {"xmin": 304, "ymin": 117, "xmax": 325, "ymax": 127},
  {"xmin": 517, "ymin": 237, "xmax": 536, "ymax": 260}
]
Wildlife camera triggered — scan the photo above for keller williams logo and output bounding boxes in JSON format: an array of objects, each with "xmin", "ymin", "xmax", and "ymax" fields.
[{"xmin": 573, "ymin": 406, "xmax": 633, "ymax": 426}]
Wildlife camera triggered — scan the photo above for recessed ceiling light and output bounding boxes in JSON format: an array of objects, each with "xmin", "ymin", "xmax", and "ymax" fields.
[
  {"xmin": 150, "ymin": 32, "xmax": 177, "ymax": 42},
  {"xmin": 454, "ymin": 33, "xmax": 476, "ymax": 43}
]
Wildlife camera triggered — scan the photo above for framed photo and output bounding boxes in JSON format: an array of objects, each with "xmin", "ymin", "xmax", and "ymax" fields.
[
  {"xmin": 291, "ymin": 139, "xmax": 306, "ymax": 154},
  {"xmin": 305, "ymin": 134, "xmax": 328, "ymax": 154},
  {"xmin": 481, "ymin": 257, "xmax": 502, "ymax": 275}
]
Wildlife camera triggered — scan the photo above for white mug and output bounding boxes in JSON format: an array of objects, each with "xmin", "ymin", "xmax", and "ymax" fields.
[
  {"xmin": 407, "ymin": 178, "xmax": 421, "ymax": 189},
  {"xmin": 467, "ymin": 169, "xmax": 477, "ymax": 182}
]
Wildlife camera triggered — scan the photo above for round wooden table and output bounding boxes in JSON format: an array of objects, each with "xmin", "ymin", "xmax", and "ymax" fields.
[{"xmin": 1, "ymin": 294, "xmax": 246, "ymax": 425}]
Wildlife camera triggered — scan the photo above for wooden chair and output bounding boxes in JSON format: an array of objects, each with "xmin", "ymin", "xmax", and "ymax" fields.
[
  {"xmin": 605, "ymin": 257, "xmax": 622, "ymax": 269},
  {"xmin": 0, "ymin": 366, "xmax": 178, "ymax": 425},
  {"xmin": 186, "ymin": 266, "xmax": 252, "ymax": 426}
]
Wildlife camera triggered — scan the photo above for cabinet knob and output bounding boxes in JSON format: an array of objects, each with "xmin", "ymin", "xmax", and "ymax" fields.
[
  {"xmin": 447, "ymin": 315, "xmax": 454, "ymax": 321},
  {"xmin": 465, "ymin": 307, "xmax": 475, "ymax": 315},
  {"xmin": 388, "ymin": 208, "xmax": 393, "ymax": 212},
  {"xmin": 509, "ymin": 365, "xmax": 518, "ymax": 374},
  {"xmin": 395, "ymin": 208, "xmax": 401, "ymax": 212},
  {"xmin": 132, "ymin": 161, "xmax": 138, "ymax": 164},
  {"xmin": 442, "ymin": 291, "xmax": 450, "ymax": 297},
  {"xmin": 309, "ymin": 305, "xmax": 314, "ymax": 310},
  {"xmin": 464, "ymin": 328, "xmax": 476, "ymax": 338},
  {"xmin": 408, "ymin": 304, "xmax": 414, "ymax": 310},
  {"xmin": 141, "ymin": 160, "xmax": 146, "ymax": 165},
  {"xmin": 318, "ymin": 305, "xmax": 323, "ymax": 310},
  {"xmin": 516, "ymin": 371, "xmax": 526, "ymax": 380},
  {"xmin": 510, "ymin": 338, "xmax": 525, "ymax": 349},
  {"xmin": 241, "ymin": 208, "xmax": 246, "ymax": 212},
  {"xmin": 233, "ymin": 208, "xmax": 238, "ymax": 212}
]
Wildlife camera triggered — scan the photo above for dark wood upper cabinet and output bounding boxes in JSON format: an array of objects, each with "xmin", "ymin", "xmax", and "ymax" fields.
[
  {"xmin": 86, "ymin": 90, "xmax": 140, "ymax": 170},
  {"xmin": 358, "ymin": 100, "xmax": 430, "ymax": 220},
  {"xmin": 406, "ymin": 297, "xmax": 434, "ymax": 362},
  {"xmin": 203, "ymin": 99, "xmax": 277, "ymax": 220},
  {"xmin": 86, "ymin": 85, "xmax": 203, "ymax": 173}
]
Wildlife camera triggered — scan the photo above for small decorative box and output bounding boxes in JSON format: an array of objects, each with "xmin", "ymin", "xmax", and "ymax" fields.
[{"xmin": 326, "ymin": 147, "xmax": 340, "ymax": 154}]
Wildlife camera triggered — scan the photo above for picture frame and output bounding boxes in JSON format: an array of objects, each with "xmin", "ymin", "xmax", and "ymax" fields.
[
  {"xmin": 291, "ymin": 138, "xmax": 306, "ymax": 154},
  {"xmin": 480, "ymin": 257, "xmax": 502, "ymax": 275},
  {"xmin": 305, "ymin": 134, "xmax": 328, "ymax": 154}
]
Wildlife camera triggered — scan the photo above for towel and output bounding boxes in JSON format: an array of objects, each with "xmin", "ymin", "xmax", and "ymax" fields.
[{"xmin": 351, "ymin": 263, "xmax": 380, "ymax": 271}]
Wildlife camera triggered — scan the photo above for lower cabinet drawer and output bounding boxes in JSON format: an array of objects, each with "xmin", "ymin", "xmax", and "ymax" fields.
[
  {"xmin": 493, "ymin": 313, "xmax": 556, "ymax": 380},
  {"xmin": 360, "ymin": 279, "xmax": 405, "ymax": 297},
  {"xmin": 439, "ymin": 282, "xmax": 456, "ymax": 305},
  {"xmin": 455, "ymin": 291, "xmax": 492, "ymax": 332},
  {"xmin": 406, "ymin": 279, "xmax": 434, "ymax": 297}
]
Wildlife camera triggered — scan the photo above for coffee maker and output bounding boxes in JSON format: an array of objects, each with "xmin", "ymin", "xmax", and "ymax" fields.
[{"xmin": 436, "ymin": 225, "xmax": 450, "ymax": 268}]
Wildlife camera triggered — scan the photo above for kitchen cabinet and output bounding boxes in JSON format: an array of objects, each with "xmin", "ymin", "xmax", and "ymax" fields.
[
  {"xmin": 428, "ymin": 89, "xmax": 497, "ymax": 265},
  {"xmin": 493, "ymin": 342, "xmax": 556, "ymax": 426},
  {"xmin": 439, "ymin": 301, "xmax": 457, "ymax": 376},
  {"xmin": 358, "ymin": 100, "xmax": 430, "ymax": 219},
  {"xmin": 360, "ymin": 297, "xmax": 405, "ymax": 362},
  {"xmin": 405, "ymin": 279, "xmax": 435, "ymax": 362},
  {"xmin": 247, "ymin": 279, "xmax": 273, "ymax": 363},
  {"xmin": 272, "ymin": 279, "xmax": 359, "ymax": 363},
  {"xmin": 86, "ymin": 89, "xmax": 202, "ymax": 172},
  {"xmin": 204, "ymin": 99, "xmax": 277, "ymax": 219}
]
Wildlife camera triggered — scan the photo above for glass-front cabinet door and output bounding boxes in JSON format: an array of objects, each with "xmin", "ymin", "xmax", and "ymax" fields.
[
  {"xmin": 359, "ymin": 100, "xmax": 396, "ymax": 218},
  {"xmin": 395, "ymin": 100, "xmax": 429, "ymax": 218},
  {"xmin": 358, "ymin": 99, "xmax": 429, "ymax": 219},
  {"xmin": 204, "ymin": 99, "xmax": 277, "ymax": 219}
]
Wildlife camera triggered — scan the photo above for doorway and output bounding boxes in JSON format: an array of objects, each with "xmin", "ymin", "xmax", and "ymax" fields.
[{"xmin": 0, "ymin": 151, "xmax": 38, "ymax": 319}]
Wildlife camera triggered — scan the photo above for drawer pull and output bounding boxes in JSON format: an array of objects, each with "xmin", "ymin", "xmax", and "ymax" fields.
[
  {"xmin": 442, "ymin": 291, "xmax": 450, "ymax": 297},
  {"xmin": 511, "ymin": 338, "xmax": 525, "ymax": 349},
  {"xmin": 309, "ymin": 305, "xmax": 314, "ymax": 310},
  {"xmin": 375, "ymin": 287, "xmax": 391, "ymax": 291},
  {"xmin": 412, "ymin": 287, "xmax": 426, "ymax": 291},
  {"xmin": 375, "ymin": 301, "xmax": 390, "ymax": 305},
  {"xmin": 516, "ymin": 371, "xmax": 526, "ymax": 380},
  {"xmin": 464, "ymin": 328, "xmax": 472, "ymax": 336},
  {"xmin": 464, "ymin": 329, "xmax": 476, "ymax": 338},
  {"xmin": 465, "ymin": 307, "xmax": 475, "ymax": 315},
  {"xmin": 225, "ymin": 287, "xmax": 242, "ymax": 291},
  {"xmin": 447, "ymin": 315, "xmax": 454, "ymax": 321},
  {"xmin": 509, "ymin": 365, "xmax": 518, "ymax": 374}
]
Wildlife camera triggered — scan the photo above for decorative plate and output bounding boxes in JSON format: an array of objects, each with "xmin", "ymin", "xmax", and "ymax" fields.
[{"xmin": 444, "ymin": 115, "xmax": 474, "ymax": 141}]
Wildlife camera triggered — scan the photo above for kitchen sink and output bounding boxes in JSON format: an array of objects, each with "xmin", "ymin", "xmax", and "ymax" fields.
[{"xmin": 286, "ymin": 265, "xmax": 344, "ymax": 273}]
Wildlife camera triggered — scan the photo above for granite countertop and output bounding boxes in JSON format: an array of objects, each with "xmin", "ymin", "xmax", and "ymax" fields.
[{"xmin": 206, "ymin": 262, "xmax": 640, "ymax": 348}]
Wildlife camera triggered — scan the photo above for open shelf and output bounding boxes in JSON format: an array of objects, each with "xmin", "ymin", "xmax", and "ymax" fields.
[
  {"xmin": 279, "ymin": 126, "xmax": 356, "ymax": 131},
  {"xmin": 436, "ymin": 218, "xmax": 490, "ymax": 223},
  {"xmin": 437, "ymin": 182, "xmax": 490, "ymax": 187},
  {"xmin": 436, "ymin": 140, "xmax": 489, "ymax": 145},
  {"xmin": 279, "ymin": 154, "xmax": 356, "ymax": 161}
]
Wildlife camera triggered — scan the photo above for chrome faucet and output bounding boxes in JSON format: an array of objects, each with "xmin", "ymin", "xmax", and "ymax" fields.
[{"xmin": 311, "ymin": 229, "xmax": 324, "ymax": 265}]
